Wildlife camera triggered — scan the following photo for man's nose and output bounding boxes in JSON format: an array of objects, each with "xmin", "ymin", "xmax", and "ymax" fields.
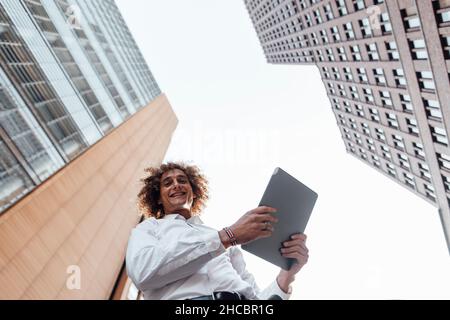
[{"xmin": 172, "ymin": 181, "xmax": 181, "ymax": 188}]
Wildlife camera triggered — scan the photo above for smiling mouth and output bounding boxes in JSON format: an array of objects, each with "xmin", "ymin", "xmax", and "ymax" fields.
[{"xmin": 170, "ymin": 192, "xmax": 186, "ymax": 198}]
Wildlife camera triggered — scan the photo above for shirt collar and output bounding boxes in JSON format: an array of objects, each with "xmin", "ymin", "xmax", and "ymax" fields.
[{"xmin": 163, "ymin": 213, "xmax": 203, "ymax": 224}]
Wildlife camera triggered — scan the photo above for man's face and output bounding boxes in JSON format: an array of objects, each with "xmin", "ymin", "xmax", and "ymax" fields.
[{"xmin": 159, "ymin": 169, "xmax": 195, "ymax": 215}]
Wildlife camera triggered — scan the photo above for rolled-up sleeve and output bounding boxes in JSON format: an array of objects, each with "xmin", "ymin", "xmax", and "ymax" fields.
[{"xmin": 126, "ymin": 219, "xmax": 225, "ymax": 291}]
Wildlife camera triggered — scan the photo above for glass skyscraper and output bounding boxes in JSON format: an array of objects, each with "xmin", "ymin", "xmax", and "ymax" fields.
[{"xmin": 0, "ymin": 0, "xmax": 161, "ymax": 214}]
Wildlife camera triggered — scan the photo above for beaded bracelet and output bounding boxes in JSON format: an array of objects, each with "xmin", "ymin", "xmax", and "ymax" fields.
[{"xmin": 223, "ymin": 227, "xmax": 238, "ymax": 246}]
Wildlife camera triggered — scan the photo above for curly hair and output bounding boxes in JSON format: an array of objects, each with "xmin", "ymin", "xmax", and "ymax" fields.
[{"xmin": 137, "ymin": 162, "xmax": 209, "ymax": 219}]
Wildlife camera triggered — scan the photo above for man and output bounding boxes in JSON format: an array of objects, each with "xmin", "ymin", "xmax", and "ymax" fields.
[{"xmin": 126, "ymin": 162, "xmax": 309, "ymax": 300}]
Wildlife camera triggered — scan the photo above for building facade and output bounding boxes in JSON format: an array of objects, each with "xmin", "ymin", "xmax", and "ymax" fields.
[
  {"xmin": 0, "ymin": 0, "xmax": 178, "ymax": 299},
  {"xmin": 244, "ymin": 0, "xmax": 450, "ymax": 253}
]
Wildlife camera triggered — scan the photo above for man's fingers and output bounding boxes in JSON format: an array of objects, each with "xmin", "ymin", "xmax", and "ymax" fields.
[
  {"xmin": 260, "ymin": 230, "xmax": 273, "ymax": 238},
  {"xmin": 255, "ymin": 214, "xmax": 278, "ymax": 223},
  {"xmin": 283, "ymin": 239, "xmax": 307, "ymax": 250},
  {"xmin": 290, "ymin": 234, "xmax": 307, "ymax": 241},
  {"xmin": 282, "ymin": 252, "xmax": 309, "ymax": 263},
  {"xmin": 251, "ymin": 206, "xmax": 277, "ymax": 215},
  {"xmin": 280, "ymin": 246, "xmax": 308, "ymax": 255}
]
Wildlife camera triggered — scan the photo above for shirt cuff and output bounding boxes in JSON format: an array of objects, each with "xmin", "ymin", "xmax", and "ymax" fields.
[{"xmin": 268, "ymin": 279, "xmax": 292, "ymax": 300}]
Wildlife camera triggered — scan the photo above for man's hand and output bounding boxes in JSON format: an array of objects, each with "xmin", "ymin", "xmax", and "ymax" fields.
[
  {"xmin": 276, "ymin": 234, "xmax": 309, "ymax": 293},
  {"xmin": 219, "ymin": 206, "xmax": 278, "ymax": 248}
]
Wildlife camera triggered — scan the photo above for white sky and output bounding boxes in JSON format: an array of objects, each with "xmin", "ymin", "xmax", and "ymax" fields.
[{"xmin": 116, "ymin": 0, "xmax": 450, "ymax": 299}]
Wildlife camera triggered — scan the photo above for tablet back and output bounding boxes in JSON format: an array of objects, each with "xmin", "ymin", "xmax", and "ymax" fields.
[{"xmin": 241, "ymin": 168, "xmax": 318, "ymax": 270}]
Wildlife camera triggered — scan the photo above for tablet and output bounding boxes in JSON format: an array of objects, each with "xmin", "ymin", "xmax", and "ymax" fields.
[{"xmin": 241, "ymin": 168, "xmax": 318, "ymax": 270}]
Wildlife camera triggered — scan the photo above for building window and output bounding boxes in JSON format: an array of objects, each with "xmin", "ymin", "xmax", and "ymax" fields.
[
  {"xmin": 324, "ymin": 4, "xmax": 334, "ymax": 20},
  {"xmin": 375, "ymin": 127, "xmax": 386, "ymax": 141},
  {"xmin": 410, "ymin": 39, "xmax": 428, "ymax": 60},
  {"xmin": 380, "ymin": 90, "xmax": 393, "ymax": 108},
  {"xmin": 360, "ymin": 18, "xmax": 372, "ymax": 37},
  {"xmin": 392, "ymin": 134, "xmax": 405, "ymax": 150},
  {"xmin": 343, "ymin": 67, "xmax": 353, "ymax": 81},
  {"xmin": 403, "ymin": 173, "xmax": 416, "ymax": 189},
  {"xmin": 372, "ymin": 155, "xmax": 381, "ymax": 167},
  {"xmin": 0, "ymin": 137, "xmax": 35, "ymax": 212},
  {"xmin": 400, "ymin": 94, "xmax": 413, "ymax": 113},
  {"xmin": 336, "ymin": 0, "xmax": 348, "ymax": 16},
  {"xmin": 386, "ymin": 163, "xmax": 397, "ymax": 177},
  {"xmin": 435, "ymin": 2, "xmax": 450, "ymax": 25},
  {"xmin": 313, "ymin": 9, "xmax": 323, "ymax": 24},
  {"xmin": 423, "ymin": 99, "xmax": 442, "ymax": 120},
  {"xmin": 380, "ymin": 12, "xmax": 392, "ymax": 33},
  {"xmin": 344, "ymin": 101, "xmax": 352, "ymax": 113},
  {"xmin": 417, "ymin": 71, "xmax": 436, "ymax": 91},
  {"xmin": 298, "ymin": 0, "xmax": 307, "ymax": 9},
  {"xmin": 349, "ymin": 118, "xmax": 357, "ymax": 130},
  {"xmin": 326, "ymin": 48, "xmax": 335, "ymax": 61},
  {"xmin": 443, "ymin": 175, "xmax": 450, "ymax": 192},
  {"xmin": 386, "ymin": 41, "xmax": 400, "ymax": 60},
  {"xmin": 357, "ymin": 67, "xmax": 368, "ymax": 82},
  {"xmin": 305, "ymin": 14, "xmax": 312, "ymax": 27},
  {"xmin": 419, "ymin": 163, "xmax": 432, "ymax": 182},
  {"xmin": 398, "ymin": 153, "xmax": 410, "ymax": 169},
  {"xmin": 343, "ymin": 22, "xmax": 355, "ymax": 40},
  {"xmin": 381, "ymin": 145, "xmax": 391, "ymax": 160},
  {"xmin": 320, "ymin": 30, "xmax": 329, "ymax": 44},
  {"xmin": 401, "ymin": 8, "xmax": 421, "ymax": 31},
  {"xmin": 332, "ymin": 67, "xmax": 341, "ymax": 80},
  {"xmin": 353, "ymin": 0, "xmax": 366, "ymax": 11},
  {"xmin": 351, "ymin": 45, "xmax": 362, "ymax": 61},
  {"xmin": 332, "ymin": 98, "xmax": 341, "ymax": 110},
  {"xmin": 328, "ymin": 82, "xmax": 336, "ymax": 95},
  {"xmin": 442, "ymin": 35, "xmax": 450, "ymax": 59},
  {"xmin": 361, "ymin": 122, "xmax": 370, "ymax": 135},
  {"xmin": 316, "ymin": 50, "xmax": 324, "ymax": 62},
  {"xmin": 430, "ymin": 126, "xmax": 449, "ymax": 146},
  {"xmin": 338, "ymin": 84, "xmax": 346, "ymax": 96},
  {"xmin": 386, "ymin": 112, "xmax": 399, "ymax": 128},
  {"xmin": 373, "ymin": 68, "xmax": 386, "ymax": 85},
  {"xmin": 438, "ymin": 153, "xmax": 450, "ymax": 171},
  {"xmin": 337, "ymin": 47, "xmax": 347, "ymax": 61},
  {"xmin": 349, "ymin": 86, "xmax": 358, "ymax": 99},
  {"xmin": 322, "ymin": 66, "xmax": 330, "ymax": 78},
  {"xmin": 369, "ymin": 107, "xmax": 380, "ymax": 122},
  {"xmin": 413, "ymin": 142, "xmax": 426, "ymax": 159},
  {"xmin": 366, "ymin": 43, "xmax": 380, "ymax": 61},
  {"xmin": 0, "ymin": 11, "xmax": 88, "ymax": 162},
  {"xmin": 393, "ymin": 68, "xmax": 407, "ymax": 87},
  {"xmin": 331, "ymin": 26, "xmax": 341, "ymax": 42},
  {"xmin": 355, "ymin": 104, "xmax": 364, "ymax": 117},
  {"xmin": 406, "ymin": 118, "xmax": 419, "ymax": 136},
  {"xmin": 424, "ymin": 184, "xmax": 436, "ymax": 201},
  {"xmin": 310, "ymin": 32, "xmax": 319, "ymax": 45},
  {"xmin": 360, "ymin": 148, "xmax": 368, "ymax": 160},
  {"xmin": 364, "ymin": 88, "xmax": 375, "ymax": 104},
  {"xmin": 354, "ymin": 132, "xmax": 363, "ymax": 145}
]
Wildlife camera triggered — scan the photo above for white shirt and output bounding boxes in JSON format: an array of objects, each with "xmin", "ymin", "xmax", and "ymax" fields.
[{"xmin": 126, "ymin": 214, "xmax": 292, "ymax": 300}]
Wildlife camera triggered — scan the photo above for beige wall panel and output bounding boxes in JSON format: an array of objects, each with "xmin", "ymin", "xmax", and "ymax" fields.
[
  {"xmin": 10, "ymin": 235, "xmax": 52, "ymax": 284},
  {"xmin": 0, "ymin": 94, "xmax": 178, "ymax": 299}
]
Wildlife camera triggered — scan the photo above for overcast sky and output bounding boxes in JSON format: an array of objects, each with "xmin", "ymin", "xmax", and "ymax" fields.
[{"xmin": 116, "ymin": 0, "xmax": 450, "ymax": 299}]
